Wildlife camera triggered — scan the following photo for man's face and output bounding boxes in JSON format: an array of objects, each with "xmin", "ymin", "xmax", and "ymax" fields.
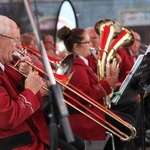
[
  {"xmin": 130, "ymin": 33, "xmax": 141, "ymax": 54},
  {"xmin": 88, "ymin": 29, "xmax": 99, "ymax": 50},
  {"xmin": 0, "ymin": 27, "xmax": 21, "ymax": 64},
  {"xmin": 44, "ymin": 35, "xmax": 54, "ymax": 51}
]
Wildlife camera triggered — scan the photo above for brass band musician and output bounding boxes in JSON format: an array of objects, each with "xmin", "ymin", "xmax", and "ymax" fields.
[{"xmin": 57, "ymin": 26, "xmax": 141, "ymax": 150}]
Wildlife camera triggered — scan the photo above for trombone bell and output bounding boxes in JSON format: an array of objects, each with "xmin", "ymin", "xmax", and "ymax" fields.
[{"xmin": 55, "ymin": 53, "xmax": 74, "ymax": 75}]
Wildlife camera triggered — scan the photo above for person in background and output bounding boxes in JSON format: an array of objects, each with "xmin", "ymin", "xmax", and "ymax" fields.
[
  {"xmin": 117, "ymin": 31, "xmax": 149, "ymax": 150},
  {"xmin": 85, "ymin": 27, "xmax": 99, "ymax": 54},
  {"xmin": 85, "ymin": 27, "xmax": 122, "ymax": 75},
  {"xmin": 42, "ymin": 34, "xmax": 66, "ymax": 59},
  {"xmin": 57, "ymin": 26, "xmax": 141, "ymax": 150},
  {"xmin": 85, "ymin": 27, "xmax": 142, "ymax": 149},
  {"xmin": 117, "ymin": 31, "xmax": 141, "ymax": 87},
  {"xmin": 84, "ymin": 27, "xmax": 99, "ymax": 73},
  {"xmin": 21, "ymin": 32, "xmax": 38, "ymax": 49},
  {"xmin": 0, "ymin": 15, "xmax": 53, "ymax": 150}
]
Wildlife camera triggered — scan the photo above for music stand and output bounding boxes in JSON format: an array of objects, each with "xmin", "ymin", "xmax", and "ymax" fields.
[
  {"xmin": 23, "ymin": 1, "xmax": 74, "ymax": 150},
  {"xmin": 112, "ymin": 46, "xmax": 150, "ymax": 150}
]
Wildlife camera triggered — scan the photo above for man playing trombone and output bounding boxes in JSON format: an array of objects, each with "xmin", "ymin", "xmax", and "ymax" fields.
[{"xmin": 0, "ymin": 15, "xmax": 53, "ymax": 150}]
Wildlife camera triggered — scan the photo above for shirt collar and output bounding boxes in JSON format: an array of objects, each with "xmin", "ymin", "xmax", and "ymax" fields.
[
  {"xmin": 0, "ymin": 63, "xmax": 5, "ymax": 71},
  {"xmin": 78, "ymin": 55, "xmax": 89, "ymax": 66},
  {"xmin": 129, "ymin": 49, "xmax": 135, "ymax": 56}
]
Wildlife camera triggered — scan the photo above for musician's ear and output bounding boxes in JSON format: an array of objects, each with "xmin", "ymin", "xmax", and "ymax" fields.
[{"xmin": 73, "ymin": 43, "xmax": 79, "ymax": 49}]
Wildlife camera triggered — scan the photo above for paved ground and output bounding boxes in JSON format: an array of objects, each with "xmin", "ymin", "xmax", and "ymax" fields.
[
  {"xmin": 84, "ymin": 131, "xmax": 150, "ymax": 150},
  {"xmin": 85, "ymin": 140, "xmax": 150, "ymax": 150}
]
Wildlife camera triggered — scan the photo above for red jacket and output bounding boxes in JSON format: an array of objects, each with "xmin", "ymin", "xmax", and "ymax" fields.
[
  {"xmin": 65, "ymin": 56, "xmax": 112, "ymax": 140},
  {"xmin": 0, "ymin": 65, "xmax": 49, "ymax": 150},
  {"xmin": 117, "ymin": 48, "xmax": 135, "ymax": 84}
]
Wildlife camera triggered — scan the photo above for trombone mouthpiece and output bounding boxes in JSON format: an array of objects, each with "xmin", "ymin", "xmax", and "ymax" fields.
[
  {"xmin": 12, "ymin": 49, "xmax": 26, "ymax": 59},
  {"xmin": 12, "ymin": 51, "xmax": 21, "ymax": 59}
]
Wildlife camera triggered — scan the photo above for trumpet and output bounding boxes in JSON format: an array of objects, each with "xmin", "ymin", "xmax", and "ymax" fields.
[{"xmin": 8, "ymin": 44, "xmax": 136, "ymax": 141}]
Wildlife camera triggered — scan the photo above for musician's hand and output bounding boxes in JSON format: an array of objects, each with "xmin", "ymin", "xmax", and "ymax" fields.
[
  {"xmin": 25, "ymin": 71, "xmax": 43, "ymax": 94},
  {"xmin": 18, "ymin": 56, "xmax": 32, "ymax": 75},
  {"xmin": 115, "ymin": 53, "xmax": 122, "ymax": 64},
  {"xmin": 104, "ymin": 76, "xmax": 117, "ymax": 88},
  {"xmin": 40, "ymin": 80, "xmax": 51, "ymax": 96},
  {"xmin": 109, "ymin": 64, "xmax": 119, "ymax": 79}
]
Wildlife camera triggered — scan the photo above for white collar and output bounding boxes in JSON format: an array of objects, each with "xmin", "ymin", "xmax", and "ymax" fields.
[
  {"xmin": 129, "ymin": 49, "xmax": 136, "ymax": 56},
  {"xmin": 91, "ymin": 48, "xmax": 98, "ymax": 58},
  {"xmin": 78, "ymin": 55, "xmax": 89, "ymax": 66},
  {"xmin": 0, "ymin": 63, "xmax": 5, "ymax": 71}
]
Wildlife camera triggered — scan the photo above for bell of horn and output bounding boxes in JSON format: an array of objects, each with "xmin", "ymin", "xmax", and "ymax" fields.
[
  {"xmin": 21, "ymin": 43, "xmax": 74, "ymax": 76},
  {"xmin": 104, "ymin": 27, "xmax": 134, "ymax": 108},
  {"xmin": 107, "ymin": 27, "xmax": 134, "ymax": 64},
  {"xmin": 55, "ymin": 53, "xmax": 75, "ymax": 75},
  {"xmin": 94, "ymin": 19, "xmax": 121, "ymax": 81}
]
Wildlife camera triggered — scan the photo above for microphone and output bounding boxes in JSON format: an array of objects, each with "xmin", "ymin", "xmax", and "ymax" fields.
[{"xmin": 139, "ymin": 43, "xmax": 149, "ymax": 54}]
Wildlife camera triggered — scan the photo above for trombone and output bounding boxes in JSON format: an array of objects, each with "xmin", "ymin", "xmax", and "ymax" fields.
[{"xmin": 8, "ymin": 44, "xmax": 136, "ymax": 141}]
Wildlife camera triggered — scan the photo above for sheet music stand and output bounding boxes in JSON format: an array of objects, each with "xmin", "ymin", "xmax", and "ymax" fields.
[{"xmin": 112, "ymin": 48, "xmax": 150, "ymax": 150}]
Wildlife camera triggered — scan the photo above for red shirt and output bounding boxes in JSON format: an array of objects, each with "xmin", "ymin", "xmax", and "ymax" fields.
[{"xmin": 117, "ymin": 48, "xmax": 135, "ymax": 84}]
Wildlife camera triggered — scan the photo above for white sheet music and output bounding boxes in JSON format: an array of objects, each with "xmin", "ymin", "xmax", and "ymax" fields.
[
  {"xmin": 111, "ymin": 54, "xmax": 144, "ymax": 104},
  {"xmin": 145, "ymin": 44, "xmax": 150, "ymax": 55}
]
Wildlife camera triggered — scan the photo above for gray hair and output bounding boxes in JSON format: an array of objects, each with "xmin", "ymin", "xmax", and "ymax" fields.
[{"xmin": 0, "ymin": 15, "xmax": 18, "ymax": 34}]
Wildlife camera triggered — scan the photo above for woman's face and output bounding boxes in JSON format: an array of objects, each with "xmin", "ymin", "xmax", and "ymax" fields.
[{"xmin": 74, "ymin": 32, "xmax": 92, "ymax": 57}]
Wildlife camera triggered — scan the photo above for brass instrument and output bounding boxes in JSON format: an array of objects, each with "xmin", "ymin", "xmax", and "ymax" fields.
[
  {"xmin": 11, "ymin": 44, "xmax": 74, "ymax": 85},
  {"xmin": 94, "ymin": 19, "xmax": 134, "ymax": 108},
  {"xmin": 21, "ymin": 43, "xmax": 74, "ymax": 75},
  {"xmin": 8, "ymin": 45, "xmax": 136, "ymax": 141},
  {"xmin": 104, "ymin": 27, "xmax": 134, "ymax": 108},
  {"xmin": 106, "ymin": 27, "xmax": 134, "ymax": 71},
  {"xmin": 94, "ymin": 19, "xmax": 121, "ymax": 81}
]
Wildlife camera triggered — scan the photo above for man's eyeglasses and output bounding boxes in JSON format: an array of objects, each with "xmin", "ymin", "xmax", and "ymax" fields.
[
  {"xmin": 77, "ymin": 41, "xmax": 91, "ymax": 44},
  {"xmin": 0, "ymin": 34, "xmax": 22, "ymax": 43},
  {"xmin": 135, "ymin": 38, "xmax": 141, "ymax": 43},
  {"xmin": 90, "ymin": 36, "xmax": 99, "ymax": 40},
  {"xmin": 44, "ymin": 41, "xmax": 54, "ymax": 44}
]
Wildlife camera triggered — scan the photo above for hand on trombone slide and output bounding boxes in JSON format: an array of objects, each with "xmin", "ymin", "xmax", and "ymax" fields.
[
  {"xmin": 18, "ymin": 56, "xmax": 32, "ymax": 75},
  {"xmin": 17, "ymin": 56, "xmax": 48, "ymax": 95}
]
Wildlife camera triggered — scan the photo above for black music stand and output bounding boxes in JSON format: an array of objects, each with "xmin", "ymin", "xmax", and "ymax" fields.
[
  {"xmin": 23, "ymin": 1, "xmax": 75, "ymax": 150},
  {"xmin": 112, "ymin": 48, "xmax": 150, "ymax": 150}
]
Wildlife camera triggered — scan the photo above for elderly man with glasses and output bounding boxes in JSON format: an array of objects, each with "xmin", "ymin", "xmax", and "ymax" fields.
[{"xmin": 0, "ymin": 15, "xmax": 55, "ymax": 150}]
